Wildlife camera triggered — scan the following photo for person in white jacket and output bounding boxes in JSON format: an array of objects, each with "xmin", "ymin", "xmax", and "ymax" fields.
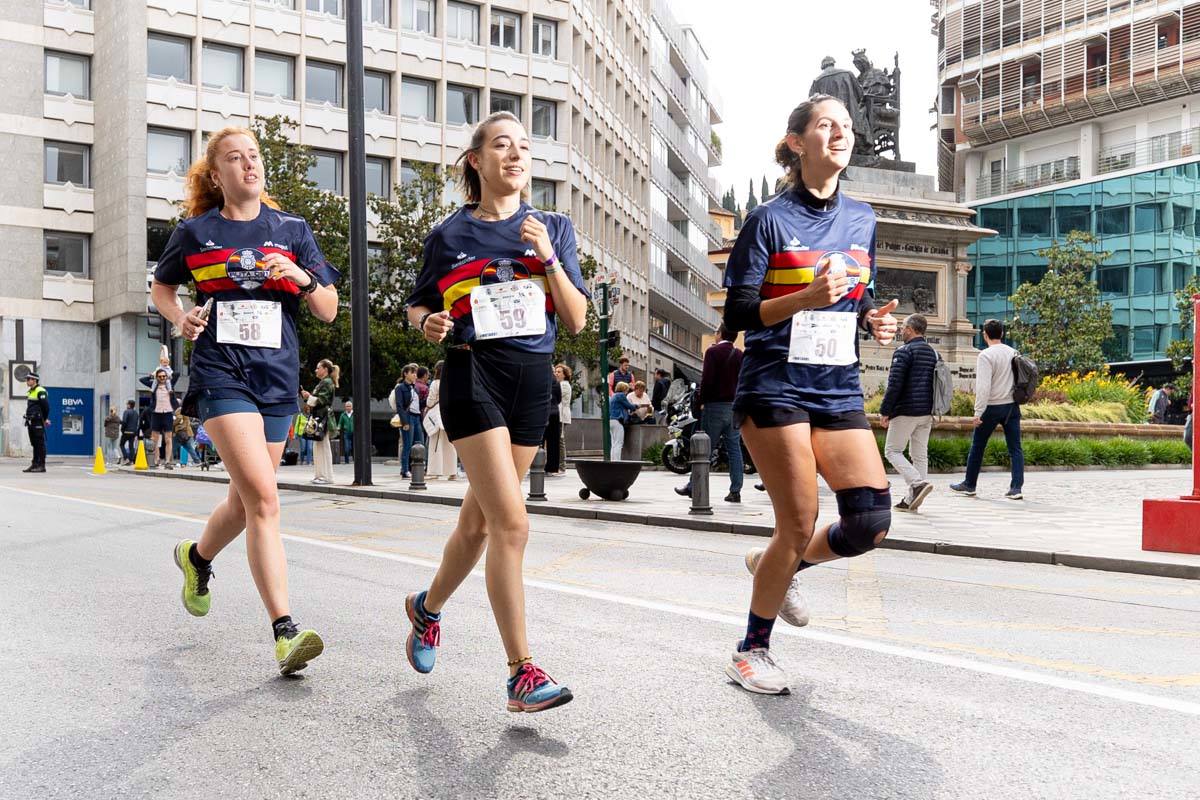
[
  {"xmin": 425, "ymin": 361, "xmax": 457, "ymax": 479},
  {"xmin": 554, "ymin": 363, "xmax": 573, "ymax": 475}
]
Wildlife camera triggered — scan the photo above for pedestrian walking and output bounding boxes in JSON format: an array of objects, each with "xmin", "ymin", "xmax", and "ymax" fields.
[
  {"xmin": 608, "ymin": 356, "xmax": 633, "ymax": 396},
  {"xmin": 173, "ymin": 408, "xmax": 201, "ymax": 466},
  {"xmin": 651, "ymin": 368, "xmax": 671, "ymax": 422},
  {"xmin": 719, "ymin": 96, "xmax": 901, "ymax": 694},
  {"xmin": 415, "ymin": 366, "xmax": 431, "ymax": 448},
  {"xmin": 402, "ymin": 110, "xmax": 588, "ymax": 712},
  {"xmin": 392, "ymin": 365, "xmax": 419, "ymax": 478},
  {"xmin": 23, "ymin": 372, "xmax": 49, "ymax": 473},
  {"xmin": 141, "ymin": 368, "xmax": 179, "ymax": 469},
  {"xmin": 119, "ymin": 400, "xmax": 139, "ymax": 465},
  {"xmin": 1150, "ymin": 383, "xmax": 1175, "ymax": 425},
  {"xmin": 338, "ymin": 401, "xmax": 354, "ymax": 464},
  {"xmin": 880, "ymin": 313, "xmax": 938, "ymax": 512},
  {"xmin": 544, "ymin": 366, "xmax": 563, "ymax": 474},
  {"xmin": 293, "ymin": 409, "xmax": 313, "ymax": 464},
  {"xmin": 104, "ymin": 406, "xmax": 122, "ymax": 464},
  {"xmin": 555, "ymin": 363, "xmax": 572, "ymax": 474},
  {"xmin": 951, "ymin": 319, "xmax": 1025, "ymax": 500},
  {"xmin": 301, "ymin": 359, "xmax": 338, "ymax": 485},
  {"xmin": 151, "ymin": 124, "xmax": 340, "ymax": 675},
  {"xmin": 425, "ymin": 361, "xmax": 457, "ymax": 479},
  {"xmin": 675, "ymin": 325, "xmax": 745, "ymax": 502},
  {"xmin": 608, "ymin": 381, "xmax": 636, "ymax": 458}
]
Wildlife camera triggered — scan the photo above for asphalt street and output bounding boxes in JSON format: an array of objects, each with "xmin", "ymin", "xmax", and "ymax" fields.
[{"xmin": 1, "ymin": 461, "xmax": 1198, "ymax": 799}]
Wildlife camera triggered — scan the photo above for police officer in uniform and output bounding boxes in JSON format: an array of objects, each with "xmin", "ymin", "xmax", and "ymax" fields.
[{"xmin": 23, "ymin": 372, "xmax": 49, "ymax": 473}]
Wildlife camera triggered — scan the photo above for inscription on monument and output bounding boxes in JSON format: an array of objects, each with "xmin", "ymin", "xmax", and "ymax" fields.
[
  {"xmin": 875, "ymin": 267, "xmax": 937, "ymax": 316},
  {"xmin": 878, "ymin": 240, "xmax": 951, "ymax": 256}
]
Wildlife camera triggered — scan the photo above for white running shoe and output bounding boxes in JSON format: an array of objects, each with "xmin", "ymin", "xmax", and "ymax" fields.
[
  {"xmin": 725, "ymin": 646, "xmax": 790, "ymax": 695},
  {"xmin": 744, "ymin": 548, "xmax": 810, "ymax": 627}
]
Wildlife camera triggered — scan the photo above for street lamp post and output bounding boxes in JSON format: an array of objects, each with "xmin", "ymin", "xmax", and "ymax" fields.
[{"xmin": 346, "ymin": 0, "xmax": 372, "ymax": 486}]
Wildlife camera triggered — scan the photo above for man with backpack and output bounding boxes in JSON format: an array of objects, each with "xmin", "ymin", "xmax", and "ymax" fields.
[
  {"xmin": 880, "ymin": 314, "xmax": 940, "ymax": 512},
  {"xmin": 951, "ymin": 319, "xmax": 1027, "ymax": 500}
]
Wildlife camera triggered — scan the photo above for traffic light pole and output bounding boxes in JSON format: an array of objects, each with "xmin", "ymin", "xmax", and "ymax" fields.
[{"xmin": 346, "ymin": 0, "xmax": 373, "ymax": 486}]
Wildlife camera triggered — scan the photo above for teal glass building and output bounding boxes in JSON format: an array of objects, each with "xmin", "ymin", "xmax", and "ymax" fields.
[{"xmin": 967, "ymin": 163, "xmax": 1198, "ymax": 369}]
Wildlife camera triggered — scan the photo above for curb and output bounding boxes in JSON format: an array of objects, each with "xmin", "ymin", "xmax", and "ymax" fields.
[{"xmin": 128, "ymin": 468, "xmax": 1200, "ymax": 581}]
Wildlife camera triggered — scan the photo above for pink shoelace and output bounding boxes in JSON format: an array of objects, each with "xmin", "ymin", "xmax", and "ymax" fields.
[
  {"xmin": 419, "ymin": 619, "xmax": 440, "ymax": 648},
  {"xmin": 512, "ymin": 664, "xmax": 553, "ymax": 698}
]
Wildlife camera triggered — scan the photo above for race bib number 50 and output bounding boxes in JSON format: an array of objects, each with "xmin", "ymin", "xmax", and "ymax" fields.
[
  {"xmin": 788, "ymin": 311, "xmax": 857, "ymax": 366},
  {"xmin": 470, "ymin": 281, "xmax": 547, "ymax": 341},
  {"xmin": 216, "ymin": 301, "xmax": 283, "ymax": 349}
]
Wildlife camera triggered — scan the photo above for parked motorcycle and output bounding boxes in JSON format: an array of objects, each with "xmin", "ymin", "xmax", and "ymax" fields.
[{"xmin": 660, "ymin": 385, "xmax": 755, "ymax": 475}]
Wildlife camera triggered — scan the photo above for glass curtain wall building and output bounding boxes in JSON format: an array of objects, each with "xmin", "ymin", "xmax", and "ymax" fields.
[{"xmin": 968, "ymin": 162, "xmax": 1199, "ymax": 363}]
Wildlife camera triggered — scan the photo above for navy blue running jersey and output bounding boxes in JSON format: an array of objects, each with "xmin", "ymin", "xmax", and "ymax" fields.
[
  {"xmin": 406, "ymin": 204, "xmax": 589, "ymax": 353},
  {"xmin": 153, "ymin": 205, "xmax": 340, "ymax": 407},
  {"xmin": 724, "ymin": 188, "xmax": 877, "ymax": 415}
]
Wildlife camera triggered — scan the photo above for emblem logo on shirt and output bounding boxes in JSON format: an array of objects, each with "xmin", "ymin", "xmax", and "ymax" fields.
[
  {"xmin": 814, "ymin": 251, "xmax": 864, "ymax": 290},
  {"xmin": 481, "ymin": 257, "xmax": 528, "ymax": 284},
  {"xmin": 523, "ymin": 249, "xmax": 536, "ymax": 257},
  {"xmin": 456, "ymin": 252, "xmax": 468, "ymax": 259},
  {"xmin": 783, "ymin": 237, "xmax": 808, "ymax": 252},
  {"xmin": 204, "ymin": 240, "xmax": 216, "ymax": 247},
  {"xmin": 225, "ymin": 247, "xmax": 272, "ymax": 290}
]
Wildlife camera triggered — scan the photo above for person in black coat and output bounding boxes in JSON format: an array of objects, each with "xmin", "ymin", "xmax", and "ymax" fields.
[
  {"xmin": 544, "ymin": 369, "xmax": 563, "ymax": 474},
  {"xmin": 880, "ymin": 314, "xmax": 939, "ymax": 512}
]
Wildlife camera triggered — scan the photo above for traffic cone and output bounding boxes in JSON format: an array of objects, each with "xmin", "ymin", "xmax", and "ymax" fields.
[
  {"xmin": 92, "ymin": 446, "xmax": 107, "ymax": 475},
  {"xmin": 134, "ymin": 440, "xmax": 149, "ymax": 471}
]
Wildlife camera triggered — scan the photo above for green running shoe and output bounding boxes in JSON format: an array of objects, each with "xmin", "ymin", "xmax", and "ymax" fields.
[
  {"xmin": 275, "ymin": 626, "xmax": 324, "ymax": 676},
  {"xmin": 173, "ymin": 540, "xmax": 213, "ymax": 617}
]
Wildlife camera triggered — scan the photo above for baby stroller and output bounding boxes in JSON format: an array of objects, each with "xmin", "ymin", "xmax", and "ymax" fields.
[{"xmin": 194, "ymin": 424, "xmax": 219, "ymax": 470}]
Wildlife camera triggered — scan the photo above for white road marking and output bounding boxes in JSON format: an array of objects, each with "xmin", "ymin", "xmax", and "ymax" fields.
[{"xmin": 5, "ymin": 483, "xmax": 1200, "ymax": 717}]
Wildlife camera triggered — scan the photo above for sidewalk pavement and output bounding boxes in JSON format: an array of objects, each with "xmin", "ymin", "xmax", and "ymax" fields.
[{"xmin": 125, "ymin": 457, "xmax": 1200, "ymax": 580}]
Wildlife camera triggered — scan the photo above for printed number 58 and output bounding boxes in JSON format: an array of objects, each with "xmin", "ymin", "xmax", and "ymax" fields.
[{"xmin": 238, "ymin": 323, "xmax": 262, "ymax": 341}]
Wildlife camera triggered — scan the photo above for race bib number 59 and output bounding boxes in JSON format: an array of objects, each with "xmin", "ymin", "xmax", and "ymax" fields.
[
  {"xmin": 216, "ymin": 301, "xmax": 283, "ymax": 349},
  {"xmin": 788, "ymin": 311, "xmax": 857, "ymax": 366},
  {"xmin": 470, "ymin": 281, "xmax": 547, "ymax": 341}
]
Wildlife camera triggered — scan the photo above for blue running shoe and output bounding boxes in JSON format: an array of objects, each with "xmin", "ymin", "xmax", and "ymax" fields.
[
  {"xmin": 506, "ymin": 663, "xmax": 573, "ymax": 713},
  {"xmin": 949, "ymin": 482, "xmax": 976, "ymax": 497},
  {"xmin": 405, "ymin": 591, "xmax": 440, "ymax": 674}
]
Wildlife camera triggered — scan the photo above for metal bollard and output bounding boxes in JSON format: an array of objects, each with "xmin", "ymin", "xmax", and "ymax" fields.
[
  {"xmin": 409, "ymin": 443, "xmax": 427, "ymax": 491},
  {"xmin": 689, "ymin": 431, "xmax": 713, "ymax": 515},
  {"xmin": 527, "ymin": 447, "xmax": 548, "ymax": 502}
]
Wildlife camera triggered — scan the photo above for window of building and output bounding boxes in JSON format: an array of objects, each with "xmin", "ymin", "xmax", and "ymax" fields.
[
  {"xmin": 44, "ymin": 141, "xmax": 90, "ymax": 186},
  {"xmin": 147, "ymin": 128, "xmax": 191, "ymax": 174},
  {"xmin": 1018, "ymin": 207, "xmax": 1051, "ymax": 236},
  {"xmin": 1097, "ymin": 206, "xmax": 1129, "ymax": 235},
  {"xmin": 533, "ymin": 17, "xmax": 557, "ymax": 58},
  {"xmin": 364, "ymin": 0, "xmax": 389, "ymax": 26},
  {"xmin": 1016, "ymin": 264, "xmax": 1047, "ymax": 286},
  {"xmin": 366, "ymin": 156, "xmax": 390, "ymax": 198},
  {"xmin": 1172, "ymin": 203, "xmax": 1192, "ymax": 234},
  {"xmin": 447, "ymin": 2, "xmax": 480, "ymax": 43},
  {"xmin": 45, "ymin": 51, "xmax": 90, "ymax": 98},
  {"xmin": 1173, "ymin": 262, "xmax": 1193, "ymax": 291},
  {"xmin": 531, "ymin": 98, "xmax": 556, "ymax": 138},
  {"xmin": 401, "ymin": 0, "xmax": 435, "ymax": 33},
  {"xmin": 939, "ymin": 84, "xmax": 955, "ymax": 114},
  {"xmin": 980, "ymin": 265, "xmax": 1010, "ymax": 295},
  {"xmin": 491, "ymin": 8, "xmax": 521, "ymax": 51},
  {"xmin": 306, "ymin": 0, "xmax": 342, "ymax": 16},
  {"xmin": 147, "ymin": 220, "xmax": 172, "ymax": 263},
  {"xmin": 1159, "ymin": 18, "xmax": 1180, "ymax": 49},
  {"xmin": 400, "ymin": 77, "xmax": 435, "ymax": 119},
  {"xmin": 64, "ymin": 0, "xmax": 91, "ymax": 6},
  {"xmin": 446, "ymin": 84, "xmax": 478, "ymax": 125},
  {"xmin": 306, "ymin": 60, "xmax": 343, "ymax": 106},
  {"xmin": 365, "ymin": 69, "xmax": 390, "ymax": 113},
  {"xmin": 147, "ymin": 33, "xmax": 191, "ymax": 82},
  {"xmin": 307, "ymin": 149, "xmax": 343, "ymax": 194},
  {"xmin": 255, "ymin": 52, "xmax": 295, "ymax": 99},
  {"xmin": 44, "ymin": 231, "xmax": 89, "ymax": 277},
  {"xmin": 1097, "ymin": 266, "xmax": 1129, "ymax": 296},
  {"xmin": 531, "ymin": 179, "xmax": 556, "ymax": 210},
  {"xmin": 202, "ymin": 43, "xmax": 244, "ymax": 91},
  {"xmin": 1134, "ymin": 202, "xmax": 1162, "ymax": 233},
  {"xmin": 1133, "ymin": 262, "xmax": 1164, "ymax": 294},
  {"xmin": 1132, "ymin": 326, "xmax": 1157, "ymax": 355},
  {"xmin": 979, "ymin": 207, "xmax": 1011, "ymax": 237},
  {"xmin": 490, "ymin": 91, "xmax": 520, "ymax": 116},
  {"xmin": 99, "ymin": 319, "xmax": 110, "ymax": 373},
  {"xmin": 1056, "ymin": 205, "xmax": 1091, "ymax": 235}
]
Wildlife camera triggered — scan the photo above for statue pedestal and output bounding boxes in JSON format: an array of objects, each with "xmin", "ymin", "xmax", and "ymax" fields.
[{"xmin": 843, "ymin": 167, "xmax": 995, "ymax": 394}]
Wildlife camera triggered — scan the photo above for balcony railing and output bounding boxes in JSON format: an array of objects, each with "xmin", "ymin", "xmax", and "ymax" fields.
[
  {"xmin": 652, "ymin": 105, "xmax": 719, "ymax": 201},
  {"xmin": 651, "ymin": 213, "xmax": 722, "ymax": 287},
  {"xmin": 650, "ymin": 267, "xmax": 720, "ymax": 328},
  {"xmin": 650, "ymin": 0, "xmax": 723, "ymax": 120},
  {"xmin": 1097, "ymin": 126, "xmax": 1200, "ymax": 176},
  {"xmin": 652, "ymin": 53, "xmax": 711, "ymax": 144},
  {"xmin": 652, "ymin": 159, "xmax": 723, "ymax": 244},
  {"xmin": 971, "ymin": 156, "xmax": 1080, "ymax": 201}
]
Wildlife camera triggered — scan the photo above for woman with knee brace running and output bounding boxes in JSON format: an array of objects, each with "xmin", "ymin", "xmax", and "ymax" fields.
[
  {"xmin": 721, "ymin": 96, "xmax": 900, "ymax": 694},
  {"xmin": 402, "ymin": 111, "xmax": 588, "ymax": 712}
]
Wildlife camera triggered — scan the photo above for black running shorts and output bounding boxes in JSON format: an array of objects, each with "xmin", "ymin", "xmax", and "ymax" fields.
[
  {"xmin": 441, "ymin": 344, "xmax": 553, "ymax": 447},
  {"xmin": 734, "ymin": 406, "xmax": 871, "ymax": 432}
]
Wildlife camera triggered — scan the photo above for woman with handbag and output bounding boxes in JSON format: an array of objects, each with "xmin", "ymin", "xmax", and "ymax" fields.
[
  {"xmin": 301, "ymin": 359, "xmax": 338, "ymax": 485},
  {"xmin": 391, "ymin": 365, "xmax": 419, "ymax": 478},
  {"xmin": 555, "ymin": 363, "xmax": 572, "ymax": 475},
  {"xmin": 425, "ymin": 360, "xmax": 456, "ymax": 479}
]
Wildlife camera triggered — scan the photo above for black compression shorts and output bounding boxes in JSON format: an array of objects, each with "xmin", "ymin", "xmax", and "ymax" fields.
[
  {"xmin": 734, "ymin": 406, "xmax": 871, "ymax": 432},
  {"xmin": 441, "ymin": 345, "xmax": 553, "ymax": 447}
]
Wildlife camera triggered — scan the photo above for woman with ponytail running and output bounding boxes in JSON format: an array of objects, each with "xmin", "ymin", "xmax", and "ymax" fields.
[
  {"xmin": 151, "ymin": 126, "xmax": 340, "ymax": 675},
  {"xmin": 721, "ymin": 96, "xmax": 900, "ymax": 694},
  {"xmin": 403, "ymin": 111, "xmax": 588, "ymax": 713}
]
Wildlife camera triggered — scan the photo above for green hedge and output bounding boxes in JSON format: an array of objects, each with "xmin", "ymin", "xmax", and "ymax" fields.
[{"xmin": 875, "ymin": 435, "xmax": 1190, "ymax": 470}]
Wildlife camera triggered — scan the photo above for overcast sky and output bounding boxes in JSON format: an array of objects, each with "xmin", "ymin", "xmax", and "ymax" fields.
[{"xmin": 676, "ymin": 0, "xmax": 939, "ymax": 200}]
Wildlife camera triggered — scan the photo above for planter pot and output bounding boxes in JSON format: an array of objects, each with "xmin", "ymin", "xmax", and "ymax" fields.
[{"xmin": 574, "ymin": 458, "xmax": 643, "ymax": 501}]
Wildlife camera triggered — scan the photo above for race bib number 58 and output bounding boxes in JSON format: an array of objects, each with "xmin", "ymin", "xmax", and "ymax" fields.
[
  {"xmin": 216, "ymin": 301, "xmax": 283, "ymax": 349},
  {"xmin": 788, "ymin": 311, "xmax": 857, "ymax": 366},
  {"xmin": 470, "ymin": 281, "xmax": 547, "ymax": 341}
]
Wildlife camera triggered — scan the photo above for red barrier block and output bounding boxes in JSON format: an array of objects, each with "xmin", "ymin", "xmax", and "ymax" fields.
[{"xmin": 1142, "ymin": 498, "xmax": 1200, "ymax": 555}]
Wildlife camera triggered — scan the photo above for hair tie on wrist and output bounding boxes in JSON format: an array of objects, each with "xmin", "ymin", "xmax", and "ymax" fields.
[{"xmin": 542, "ymin": 253, "xmax": 558, "ymax": 269}]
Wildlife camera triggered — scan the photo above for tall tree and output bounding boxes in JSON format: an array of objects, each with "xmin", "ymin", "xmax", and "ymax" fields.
[
  {"xmin": 760, "ymin": 176, "xmax": 770, "ymax": 203},
  {"xmin": 552, "ymin": 252, "xmax": 603, "ymax": 400},
  {"xmin": 1008, "ymin": 231, "xmax": 1113, "ymax": 375},
  {"xmin": 746, "ymin": 179, "xmax": 758, "ymax": 212},
  {"xmin": 721, "ymin": 188, "xmax": 736, "ymax": 213}
]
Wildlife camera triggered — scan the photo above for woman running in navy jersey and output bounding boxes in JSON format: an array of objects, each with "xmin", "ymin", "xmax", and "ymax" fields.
[
  {"xmin": 721, "ymin": 96, "xmax": 900, "ymax": 694},
  {"xmin": 403, "ymin": 111, "xmax": 588, "ymax": 712},
  {"xmin": 151, "ymin": 126, "xmax": 340, "ymax": 676}
]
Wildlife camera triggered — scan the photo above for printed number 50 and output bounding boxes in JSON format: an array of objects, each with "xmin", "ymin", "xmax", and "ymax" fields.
[{"xmin": 814, "ymin": 338, "xmax": 836, "ymax": 358}]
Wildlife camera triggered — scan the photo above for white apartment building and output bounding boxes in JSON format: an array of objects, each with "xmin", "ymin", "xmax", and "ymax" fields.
[{"xmin": 0, "ymin": 0, "xmax": 704, "ymax": 456}]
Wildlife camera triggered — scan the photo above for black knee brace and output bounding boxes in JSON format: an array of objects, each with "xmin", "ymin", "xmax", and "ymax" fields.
[{"xmin": 826, "ymin": 486, "xmax": 892, "ymax": 558}]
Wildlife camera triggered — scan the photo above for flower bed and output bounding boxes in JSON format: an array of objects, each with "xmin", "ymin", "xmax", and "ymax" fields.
[{"xmin": 875, "ymin": 435, "xmax": 1190, "ymax": 471}]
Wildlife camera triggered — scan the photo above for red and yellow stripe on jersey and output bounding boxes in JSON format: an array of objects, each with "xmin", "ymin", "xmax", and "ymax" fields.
[
  {"xmin": 759, "ymin": 249, "xmax": 872, "ymax": 300},
  {"xmin": 436, "ymin": 257, "xmax": 554, "ymax": 319},
  {"xmin": 183, "ymin": 247, "xmax": 303, "ymax": 295}
]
